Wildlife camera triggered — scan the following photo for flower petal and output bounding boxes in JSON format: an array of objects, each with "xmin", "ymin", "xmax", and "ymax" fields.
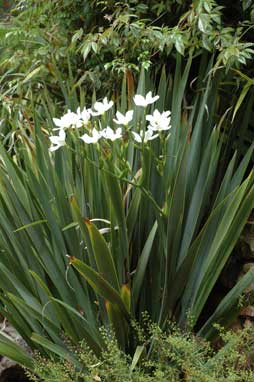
[
  {"xmin": 132, "ymin": 131, "xmax": 142, "ymax": 143},
  {"xmin": 49, "ymin": 145, "xmax": 60, "ymax": 152},
  {"xmin": 133, "ymin": 95, "xmax": 146, "ymax": 107}
]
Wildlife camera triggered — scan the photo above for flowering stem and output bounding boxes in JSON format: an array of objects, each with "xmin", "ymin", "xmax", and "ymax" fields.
[{"xmin": 68, "ymin": 146, "xmax": 164, "ymax": 216}]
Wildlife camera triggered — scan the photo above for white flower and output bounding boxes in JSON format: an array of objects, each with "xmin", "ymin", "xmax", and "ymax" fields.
[
  {"xmin": 53, "ymin": 110, "xmax": 80, "ymax": 130},
  {"xmin": 133, "ymin": 91, "xmax": 159, "ymax": 107},
  {"xmin": 76, "ymin": 107, "xmax": 91, "ymax": 127},
  {"xmin": 101, "ymin": 126, "xmax": 122, "ymax": 141},
  {"xmin": 146, "ymin": 109, "xmax": 171, "ymax": 131},
  {"xmin": 113, "ymin": 110, "xmax": 133, "ymax": 125},
  {"xmin": 89, "ymin": 97, "xmax": 114, "ymax": 116},
  {"xmin": 132, "ymin": 129, "xmax": 158, "ymax": 143},
  {"xmin": 80, "ymin": 128, "xmax": 101, "ymax": 144},
  {"xmin": 49, "ymin": 129, "xmax": 66, "ymax": 151}
]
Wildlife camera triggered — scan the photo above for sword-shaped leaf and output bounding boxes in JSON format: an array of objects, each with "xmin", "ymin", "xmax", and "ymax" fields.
[{"xmin": 69, "ymin": 257, "xmax": 129, "ymax": 320}]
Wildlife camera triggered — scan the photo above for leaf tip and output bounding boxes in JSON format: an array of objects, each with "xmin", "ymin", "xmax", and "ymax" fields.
[{"xmin": 105, "ymin": 300, "xmax": 110, "ymax": 311}]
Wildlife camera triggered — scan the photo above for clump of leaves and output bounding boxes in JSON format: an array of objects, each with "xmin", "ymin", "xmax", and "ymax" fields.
[
  {"xmin": 0, "ymin": 62, "xmax": 254, "ymax": 369},
  {"xmin": 27, "ymin": 323, "xmax": 254, "ymax": 382}
]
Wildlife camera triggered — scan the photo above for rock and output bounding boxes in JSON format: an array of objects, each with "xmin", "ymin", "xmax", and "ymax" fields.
[
  {"xmin": 0, "ymin": 358, "xmax": 16, "ymax": 377},
  {"xmin": 244, "ymin": 319, "xmax": 254, "ymax": 328},
  {"xmin": 0, "ymin": 320, "xmax": 31, "ymax": 378},
  {"xmin": 0, "ymin": 365, "xmax": 30, "ymax": 382},
  {"xmin": 240, "ymin": 305, "xmax": 254, "ymax": 317}
]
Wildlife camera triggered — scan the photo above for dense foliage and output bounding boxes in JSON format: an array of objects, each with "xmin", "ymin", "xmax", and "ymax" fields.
[
  {"xmin": 28, "ymin": 324, "xmax": 254, "ymax": 382},
  {"xmin": 2, "ymin": 0, "xmax": 254, "ymax": 99},
  {"xmin": 0, "ymin": 66, "xmax": 253, "ymax": 368},
  {"xmin": 1, "ymin": 0, "xmax": 254, "ymax": 160}
]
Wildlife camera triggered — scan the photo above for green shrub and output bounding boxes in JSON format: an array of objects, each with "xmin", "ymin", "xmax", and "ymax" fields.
[
  {"xmin": 27, "ymin": 324, "xmax": 254, "ymax": 382},
  {"xmin": 2, "ymin": 0, "xmax": 254, "ymax": 104}
]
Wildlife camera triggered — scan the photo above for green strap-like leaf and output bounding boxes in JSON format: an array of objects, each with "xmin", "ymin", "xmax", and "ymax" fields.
[
  {"xmin": 132, "ymin": 222, "xmax": 157, "ymax": 308},
  {"xmin": 14, "ymin": 219, "xmax": 48, "ymax": 232},
  {"xmin": 105, "ymin": 300, "xmax": 128, "ymax": 350},
  {"xmin": 199, "ymin": 266, "xmax": 254, "ymax": 339},
  {"xmin": 50, "ymin": 298, "xmax": 104, "ymax": 355},
  {"xmin": 31, "ymin": 333, "xmax": 80, "ymax": 367},
  {"xmin": 192, "ymin": 178, "xmax": 254, "ymax": 321},
  {"xmin": 129, "ymin": 345, "xmax": 145, "ymax": 374},
  {"xmin": 0, "ymin": 333, "xmax": 34, "ymax": 369},
  {"xmin": 85, "ymin": 219, "xmax": 120, "ymax": 291},
  {"xmin": 70, "ymin": 257, "xmax": 129, "ymax": 320}
]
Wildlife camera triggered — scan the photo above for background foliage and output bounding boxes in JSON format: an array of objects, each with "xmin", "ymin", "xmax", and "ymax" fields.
[
  {"xmin": 1, "ymin": 0, "xmax": 254, "ymax": 159},
  {"xmin": 2, "ymin": 0, "xmax": 254, "ymax": 99}
]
